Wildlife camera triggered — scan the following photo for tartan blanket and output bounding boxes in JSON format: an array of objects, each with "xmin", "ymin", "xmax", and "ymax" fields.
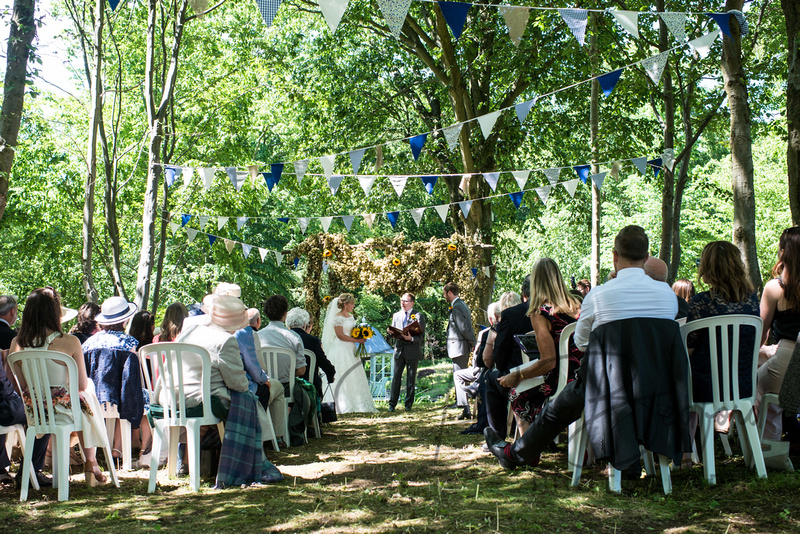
[{"xmin": 215, "ymin": 389, "xmax": 263, "ymax": 488}]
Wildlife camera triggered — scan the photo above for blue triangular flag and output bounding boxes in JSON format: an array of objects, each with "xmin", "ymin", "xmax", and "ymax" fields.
[
  {"xmin": 277, "ymin": 217, "xmax": 289, "ymax": 223},
  {"xmin": 648, "ymin": 158, "xmax": 663, "ymax": 177},
  {"xmin": 293, "ymin": 257, "xmax": 299, "ymax": 269},
  {"xmin": 328, "ymin": 175, "xmax": 344, "ymax": 195},
  {"xmin": 108, "ymin": 0, "xmax": 120, "ymax": 10},
  {"xmin": 471, "ymin": 268, "xmax": 478, "ymax": 278},
  {"xmin": 255, "ymin": 0, "xmax": 282, "ymax": 27},
  {"xmin": 508, "ymin": 191, "xmax": 524, "ymax": 209},
  {"xmin": 387, "ymin": 211, "xmax": 400, "ymax": 229},
  {"xmin": 208, "ymin": 235, "xmax": 217, "ymax": 246},
  {"xmin": 706, "ymin": 12, "xmax": 733, "ymax": 40},
  {"xmin": 573, "ymin": 164, "xmax": 591, "ymax": 183},
  {"xmin": 597, "ymin": 69, "xmax": 623, "ymax": 97},
  {"xmin": 438, "ymin": 1, "xmax": 471, "ymax": 41},
  {"xmin": 263, "ymin": 172, "xmax": 279, "ymax": 193},
  {"xmin": 181, "ymin": 214, "xmax": 192, "ymax": 227},
  {"xmin": 409, "ymin": 133, "xmax": 428, "ymax": 161},
  {"xmin": 164, "ymin": 165, "xmax": 179, "ymax": 188},
  {"xmin": 271, "ymin": 163, "xmax": 284, "ymax": 186},
  {"xmin": 421, "ymin": 175, "xmax": 438, "ymax": 195}
]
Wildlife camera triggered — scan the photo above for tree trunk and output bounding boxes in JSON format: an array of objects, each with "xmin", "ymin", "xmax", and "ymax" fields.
[
  {"xmin": 657, "ymin": 0, "xmax": 676, "ymax": 266},
  {"xmin": 785, "ymin": 0, "xmax": 800, "ymax": 225},
  {"xmin": 589, "ymin": 15, "xmax": 601, "ymax": 286},
  {"xmin": 722, "ymin": 0, "xmax": 762, "ymax": 290},
  {"xmin": 0, "ymin": 0, "xmax": 36, "ymax": 222}
]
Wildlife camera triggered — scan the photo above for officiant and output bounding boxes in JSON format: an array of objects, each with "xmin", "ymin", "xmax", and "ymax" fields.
[{"xmin": 387, "ymin": 293, "xmax": 426, "ymax": 412}]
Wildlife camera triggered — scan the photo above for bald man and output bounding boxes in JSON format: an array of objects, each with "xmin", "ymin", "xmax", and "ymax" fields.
[{"xmin": 644, "ymin": 256, "xmax": 688, "ymax": 319}]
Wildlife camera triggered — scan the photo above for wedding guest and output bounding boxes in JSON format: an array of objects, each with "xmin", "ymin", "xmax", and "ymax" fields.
[
  {"xmin": 0, "ymin": 295, "xmax": 18, "ymax": 350},
  {"xmin": 153, "ymin": 302, "xmax": 187, "ymax": 343},
  {"xmin": 129, "ymin": 310, "xmax": 155, "ymax": 348},
  {"xmin": 286, "ymin": 307, "xmax": 336, "ymax": 399},
  {"xmin": 69, "ymin": 302, "xmax": 101, "ymax": 344},
  {"xmin": 646, "ymin": 257, "xmax": 689, "ymax": 319},
  {"xmin": 673, "ymin": 279, "xmax": 696, "ymax": 303},
  {"xmin": 576, "ymin": 279, "xmax": 591, "ymax": 297},
  {"xmin": 386, "ymin": 293, "xmax": 426, "ymax": 412},
  {"xmin": 258, "ymin": 295, "xmax": 307, "ymax": 389},
  {"xmin": 455, "ymin": 301, "xmax": 500, "ymax": 428},
  {"xmin": 444, "ymin": 282, "xmax": 475, "ymax": 413}
]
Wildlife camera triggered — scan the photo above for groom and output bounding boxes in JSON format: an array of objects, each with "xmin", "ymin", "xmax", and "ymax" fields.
[{"xmin": 388, "ymin": 293, "xmax": 426, "ymax": 412}]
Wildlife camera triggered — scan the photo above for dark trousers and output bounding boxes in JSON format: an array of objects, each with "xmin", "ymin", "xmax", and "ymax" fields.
[
  {"xmin": 486, "ymin": 369, "xmax": 511, "ymax": 439},
  {"xmin": 509, "ymin": 377, "xmax": 585, "ymax": 465},
  {"xmin": 0, "ymin": 394, "xmax": 50, "ymax": 472},
  {"xmin": 255, "ymin": 383, "xmax": 271, "ymax": 412},
  {"xmin": 390, "ymin": 354, "xmax": 419, "ymax": 409}
]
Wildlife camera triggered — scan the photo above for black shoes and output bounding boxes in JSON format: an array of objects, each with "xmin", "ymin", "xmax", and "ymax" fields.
[
  {"xmin": 457, "ymin": 408, "xmax": 472, "ymax": 420},
  {"xmin": 15, "ymin": 470, "xmax": 52, "ymax": 489},
  {"xmin": 483, "ymin": 428, "xmax": 517, "ymax": 470},
  {"xmin": 460, "ymin": 423, "xmax": 484, "ymax": 435},
  {"xmin": 387, "ymin": 406, "xmax": 396, "ymax": 412}
]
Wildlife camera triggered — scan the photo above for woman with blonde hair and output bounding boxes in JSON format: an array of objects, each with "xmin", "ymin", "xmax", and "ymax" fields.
[{"xmin": 499, "ymin": 258, "xmax": 582, "ymax": 433}]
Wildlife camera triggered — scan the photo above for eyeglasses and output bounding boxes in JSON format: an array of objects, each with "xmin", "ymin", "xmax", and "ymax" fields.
[{"xmin": 400, "ymin": 299, "xmax": 412, "ymax": 303}]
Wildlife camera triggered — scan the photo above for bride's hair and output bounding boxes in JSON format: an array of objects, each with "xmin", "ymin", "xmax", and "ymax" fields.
[{"xmin": 337, "ymin": 293, "xmax": 355, "ymax": 310}]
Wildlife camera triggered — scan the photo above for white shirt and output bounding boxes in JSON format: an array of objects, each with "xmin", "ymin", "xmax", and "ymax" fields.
[
  {"xmin": 257, "ymin": 320, "xmax": 306, "ymax": 384},
  {"xmin": 573, "ymin": 267, "xmax": 678, "ymax": 351}
]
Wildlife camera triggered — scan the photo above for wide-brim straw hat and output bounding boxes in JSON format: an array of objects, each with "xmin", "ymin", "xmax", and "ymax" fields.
[
  {"xmin": 204, "ymin": 294, "xmax": 248, "ymax": 332},
  {"xmin": 95, "ymin": 296, "xmax": 138, "ymax": 325},
  {"xmin": 213, "ymin": 282, "xmax": 241, "ymax": 298},
  {"xmin": 60, "ymin": 306, "xmax": 78, "ymax": 324}
]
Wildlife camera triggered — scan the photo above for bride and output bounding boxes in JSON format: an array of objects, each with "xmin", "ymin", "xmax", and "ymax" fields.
[{"xmin": 321, "ymin": 293, "xmax": 376, "ymax": 414}]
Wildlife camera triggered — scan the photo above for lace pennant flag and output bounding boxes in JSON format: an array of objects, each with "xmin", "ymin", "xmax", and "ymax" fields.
[
  {"xmin": 648, "ymin": 158, "xmax": 663, "ymax": 178},
  {"xmin": 598, "ymin": 69, "xmax": 623, "ymax": 97},
  {"xmin": 208, "ymin": 235, "xmax": 218, "ymax": 246},
  {"xmin": 183, "ymin": 167, "xmax": 194, "ymax": 187},
  {"xmin": 543, "ymin": 168, "xmax": 560, "ymax": 186},
  {"xmin": 298, "ymin": 217, "xmax": 310, "ymax": 234},
  {"xmin": 198, "ymin": 215, "xmax": 210, "ymax": 228},
  {"xmin": 610, "ymin": 161, "xmax": 622, "ymax": 178},
  {"xmin": 421, "ymin": 175, "xmax": 438, "ymax": 195},
  {"xmin": 508, "ymin": 191, "xmax": 524, "ymax": 209},
  {"xmin": 499, "ymin": 5, "xmax": 529, "ymax": 47},
  {"xmin": 349, "ymin": 148, "xmax": 366, "ymax": 175},
  {"xmin": 642, "ymin": 51, "xmax": 669, "ymax": 85},
  {"xmin": 610, "ymin": 10, "xmax": 638, "ymax": 39},
  {"xmin": 375, "ymin": 145, "xmax": 383, "ymax": 170},
  {"xmin": 477, "ymin": 110, "xmax": 501, "ymax": 140},
  {"xmin": 342, "ymin": 215, "xmax": 355, "ymax": 231},
  {"xmin": 189, "ymin": 0, "xmax": 208, "ymax": 15},
  {"xmin": 458, "ymin": 200, "xmax": 473, "ymax": 219},
  {"xmin": 390, "ymin": 175, "xmax": 408, "ymax": 197},
  {"xmin": 294, "ymin": 159, "xmax": 309, "ymax": 185},
  {"xmin": 730, "ymin": 10, "xmax": 748, "ymax": 36},
  {"xmin": 409, "ymin": 133, "xmax": 428, "ymax": 161},
  {"xmin": 410, "ymin": 208, "xmax": 426, "ymax": 227},
  {"xmin": 263, "ymin": 172, "xmax": 279, "ymax": 192},
  {"xmin": 320, "ymin": 216, "xmax": 333, "ymax": 233},
  {"xmin": 483, "ymin": 265, "xmax": 492, "ymax": 277},
  {"xmin": 169, "ymin": 222, "xmax": 180, "ymax": 235},
  {"xmin": 659, "ymin": 12, "xmax": 686, "ymax": 42},
  {"xmin": 632, "ymin": 157, "xmax": 648, "ymax": 174},
  {"xmin": 328, "ymin": 175, "xmax": 344, "ymax": 195},
  {"xmin": 186, "ymin": 228, "xmax": 198, "ymax": 243},
  {"xmin": 247, "ymin": 165, "xmax": 259, "ymax": 183},
  {"xmin": 259, "ymin": 247, "xmax": 269, "ymax": 262},
  {"xmin": 386, "ymin": 211, "xmax": 400, "ymax": 229},
  {"xmin": 274, "ymin": 250, "xmax": 284, "ymax": 265},
  {"xmin": 689, "ymin": 31, "xmax": 720, "ymax": 59},
  {"xmin": 706, "ymin": 13, "xmax": 733, "ymax": 40},
  {"xmin": 318, "ymin": 0, "xmax": 349, "ymax": 33},
  {"xmin": 199, "ymin": 168, "xmax": 215, "ymax": 190},
  {"xmin": 255, "ymin": 0, "xmax": 282, "ymax": 27},
  {"xmin": 359, "ymin": 175, "xmax": 375, "ymax": 197},
  {"xmin": 164, "ymin": 166, "xmax": 179, "ymax": 188},
  {"xmin": 562, "ymin": 179, "xmax": 579, "ymax": 198},
  {"xmin": 223, "ymin": 239, "xmax": 235, "ymax": 254},
  {"xmin": 217, "ymin": 217, "xmax": 229, "ymax": 230},
  {"xmin": 573, "ymin": 164, "xmax": 591, "ymax": 184},
  {"xmin": 515, "ymin": 98, "xmax": 536, "ymax": 125},
  {"xmin": 662, "ymin": 148, "xmax": 676, "ymax": 172},
  {"xmin": 242, "ymin": 243, "xmax": 252, "ymax": 259},
  {"xmin": 484, "ymin": 172, "xmax": 501, "ymax": 192},
  {"xmin": 322, "ymin": 260, "xmax": 329, "ymax": 274},
  {"xmin": 377, "ymin": 0, "xmax": 412, "ymax": 39},
  {"xmin": 443, "ymin": 123, "xmax": 463, "ymax": 152},
  {"xmin": 319, "ymin": 154, "xmax": 335, "ymax": 179},
  {"xmin": 590, "ymin": 172, "xmax": 607, "ymax": 190},
  {"xmin": 511, "ymin": 170, "xmax": 529, "ymax": 190},
  {"xmin": 225, "ymin": 167, "xmax": 239, "ymax": 190},
  {"xmin": 535, "ymin": 185, "xmax": 552, "ymax": 205},
  {"xmin": 237, "ymin": 217, "xmax": 248, "ymax": 230},
  {"xmin": 362, "ymin": 213, "xmax": 376, "ymax": 228},
  {"xmin": 559, "ymin": 9, "xmax": 588, "ymax": 46},
  {"xmin": 438, "ymin": 1, "xmax": 471, "ymax": 41},
  {"xmin": 434, "ymin": 204, "xmax": 449, "ymax": 223},
  {"xmin": 181, "ymin": 214, "xmax": 192, "ymax": 227}
]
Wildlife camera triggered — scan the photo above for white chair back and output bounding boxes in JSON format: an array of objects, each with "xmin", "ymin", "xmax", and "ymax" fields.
[
  {"xmin": 304, "ymin": 349, "xmax": 316, "ymax": 385},
  {"xmin": 260, "ymin": 346, "xmax": 296, "ymax": 397},
  {"xmin": 553, "ymin": 322, "xmax": 577, "ymax": 399}
]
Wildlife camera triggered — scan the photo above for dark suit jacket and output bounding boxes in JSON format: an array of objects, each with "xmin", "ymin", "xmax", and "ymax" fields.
[
  {"xmin": 446, "ymin": 298, "xmax": 475, "ymax": 359},
  {"xmin": 391, "ymin": 308, "xmax": 426, "ymax": 361},
  {"xmin": 583, "ymin": 318, "xmax": 692, "ymax": 469},
  {"xmin": 0, "ymin": 322, "xmax": 17, "ymax": 351},
  {"xmin": 492, "ymin": 302, "xmax": 533, "ymax": 374},
  {"xmin": 292, "ymin": 327, "xmax": 336, "ymax": 396}
]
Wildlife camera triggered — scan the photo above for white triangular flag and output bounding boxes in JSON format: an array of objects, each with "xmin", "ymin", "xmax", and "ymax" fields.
[
  {"xmin": 237, "ymin": 216, "xmax": 248, "ymax": 230},
  {"xmin": 477, "ymin": 110, "xmax": 501, "ymax": 140},
  {"xmin": 241, "ymin": 243, "xmax": 252, "ymax": 258},
  {"xmin": 659, "ymin": 12, "xmax": 686, "ymax": 42},
  {"xmin": 362, "ymin": 213, "xmax": 376, "ymax": 228},
  {"xmin": 642, "ymin": 51, "xmax": 669, "ymax": 85},
  {"xmin": 319, "ymin": 154, "xmax": 336, "ymax": 179},
  {"xmin": 442, "ymin": 123, "xmax": 463, "ymax": 152},
  {"xmin": 318, "ymin": 0, "xmax": 349, "ymax": 33},
  {"xmin": 199, "ymin": 215, "xmax": 210, "ymax": 228},
  {"xmin": 274, "ymin": 250, "xmax": 284, "ymax": 265},
  {"xmin": 515, "ymin": 98, "xmax": 535, "ymax": 125},
  {"xmin": 535, "ymin": 185, "xmax": 552, "ymax": 206},
  {"xmin": 559, "ymin": 8, "xmax": 588, "ymax": 46},
  {"xmin": 689, "ymin": 31, "xmax": 719, "ymax": 60},
  {"xmin": 499, "ymin": 5, "xmax": 529, "ymax": 47},
  {"xmin": 320, "ymin": 216, "xmax": 333, "ymax": 233},
  {"xmin": 562, "ymin": 179, "xmax": 579, "ymax": 198},
  {"xmin": 259, "ymin": 247, "xmax": 269, "ymax": 262},
  {"xmin": 186, "ymin": 228, "xmax": 198, "ymax": 242},
  {"xmin": 294, "ymin": 159, "xmax": 309, "ymax": 185},
  {"xmin": 543, "ymin": 168, "xmax": 560, "ymax": 186},
  {"xmin": 298, "ymin": 217, "xmax": 310, "ymax": 234},
  {"xmin": 483, "ymin": 172, "xmax": 501, "ymax": 192},
  {"xmin": 182, "ymin": 167, "xmax": 194, "ymax": 187},
  {"xmin": 169, "ymin": 222, "xmax": 180, "ymax": 234},
  {"xmin": 662, "ymin": 148, "xmax": 676, "ymax": 172},
  {"xmin": 511, "ymin": 170, "xmax": 529, "ymax": 190},
  {"xmin": 328, "ymin": 175, "xmax": 344, "ymax": 195},
  {"xmin": 610, "ymin": 9, "xmax": 639, "ymax": 39},
  {"xmin": 632, "ymin": 157, "xmax": 648, "ymax": 174},
  {"xmin": 322, "ymin": 260, "xmax": 329, "ymax": 274},
  {"xmin": 458, "ymin": 200, "xmax": 473, "ymax": 219},
  {"xmin": 591, "ymin": 172, "xmax": 607, "ymax": 190},
  {"xmin": 342, "ymin": 215, "xmax": 355, "ymax": 231},
  {"xmin": 483, "ymin": 266, "xmax": 491, "ymax": 277},
  {"xmin": 377, "ymin": 0, "xmax": 412, "ymax": 39},
  {"xmin": 247, "ymin": 165, "xmax": 259, "ymax": 182},
  {"xmin": 199, "ymin": 168, "xmax": 215, "ymax": 190},
  {"xmin": 349, "ymin": 148, "xmax": 366, "ymax": 175},
  {"xmin": 610, "ymin": 161, "xmax": 622, "ymax": 178},
  {"xmin": 410, "ymin": 208, "xmax": 426, "ymax": 227},
  {"xmin": 224, "ymin": 239, "xmax": 235, "ymax": 254},
  {"xmin": 359, "ymin": 175, "xmax": 375, "ymax": 197},
  {"xmin": 217, "ymin": 216, "xmax": 229, "ymax": 230},
  {"xmin": 390, "ymin": 175, "xmax": 408, "ymax": 197},
  {"xmin": 434, "ymin": 204, "xmax": 449, "ymax": 223}
]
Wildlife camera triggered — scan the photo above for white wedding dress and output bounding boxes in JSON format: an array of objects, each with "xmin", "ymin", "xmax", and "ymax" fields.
[{"xmin": 321, "ymin": 302, "xmax": 376, "ymax": 414}]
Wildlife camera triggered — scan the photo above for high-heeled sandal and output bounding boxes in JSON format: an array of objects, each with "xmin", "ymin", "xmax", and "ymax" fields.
[{"xmin": 84, "ymin": 463, "xmax": 108, "ymax": 487}]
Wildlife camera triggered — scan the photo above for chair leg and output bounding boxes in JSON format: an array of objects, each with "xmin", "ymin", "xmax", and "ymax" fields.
[
  {"xmin": 55, "ymin": 429, "xmax": 71, "ymax": 502},
  {"xmin": 570, "ymin": 416, "xmax": 587, "ymax": 487},
  {"xmin": 699, "ymin": 410, "xmax": 717, "ymax": 485},
  {"xmin": 121, "ymin": 419, "xmax": 133, "ymax": 471},
  {"xmin": 168, "ymin": 427, "xmax": 180, "ymax": 478},
  {"xmin": 148, "ymin": 422, "xmax": 164, "ymax": 493},
  {"xmin": 642, "ymin": 447, "xmax": 656, "ymax": 476},
  {"xmin": 719, "ymin": 433, "xmax": 733, "ymax": 457},
  {"xmin": 608, "ymin": 464, "xmax": 622, "ymax": 493},
  {"xmin": 658, "ymin": 454, "xmax": 672, "ymax": 495},
  {"xmin": 186, "ymin": 423, "xmax": 201, "ymax": 492},
  {"xmin": 739, "ymin": 408, "xmax": 768, "ymax": 479},
  {"xmin": 19, "ymin": 428, "xmax": 37, "ymax": 502}
]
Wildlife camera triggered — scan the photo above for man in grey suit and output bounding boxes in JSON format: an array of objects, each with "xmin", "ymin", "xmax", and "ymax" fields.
[
  {"xmin": 388, "ymin": 293, "xmax": 426, "ymax": 412},
  {"xmin": 444, "ymin": 282, "xmax": 476, "ymax": 415}
]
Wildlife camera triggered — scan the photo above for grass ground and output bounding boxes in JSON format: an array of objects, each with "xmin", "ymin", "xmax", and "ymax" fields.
[{"xmin": 2, "ymin": 362, "xmax": 799, "ymax": 533}]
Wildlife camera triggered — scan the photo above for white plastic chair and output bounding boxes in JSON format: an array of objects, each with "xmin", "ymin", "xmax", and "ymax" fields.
[
  {"xmin": 304, "ymin": 349, "xmax": 322, "ymax": 439},
  {"xmin": 0, "ymin": 424, "xmax": 39, "ymax": 491},
  {"xmin": 144, "ymin": 342, "xmax": 225, "ymax": 492},
  {"xmin": 259, "ymin": 346, "xmax": 295, "ymax": 446},
  {"xmin": 680, "ymin": 315, "xmax": 767, "ymax": 484},
  {"xmin": 8, "ymin": 350, "xmax": 119, "ymax": 501}
]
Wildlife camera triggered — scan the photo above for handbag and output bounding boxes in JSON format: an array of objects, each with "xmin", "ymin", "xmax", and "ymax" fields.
[{"xmin": 321, "ymin": 383, "xmax": 337, "ymax": 423}]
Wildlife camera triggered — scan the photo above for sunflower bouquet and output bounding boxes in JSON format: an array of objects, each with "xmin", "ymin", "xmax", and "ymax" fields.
[{"xmin": 351, "ymin": 323, "xmax": 375, "ymax": 359}]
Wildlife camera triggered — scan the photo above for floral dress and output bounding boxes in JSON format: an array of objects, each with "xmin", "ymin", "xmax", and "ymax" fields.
[{"xmin": 509, "ymin": 306, "xmax": 581, "ymax": 423}]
